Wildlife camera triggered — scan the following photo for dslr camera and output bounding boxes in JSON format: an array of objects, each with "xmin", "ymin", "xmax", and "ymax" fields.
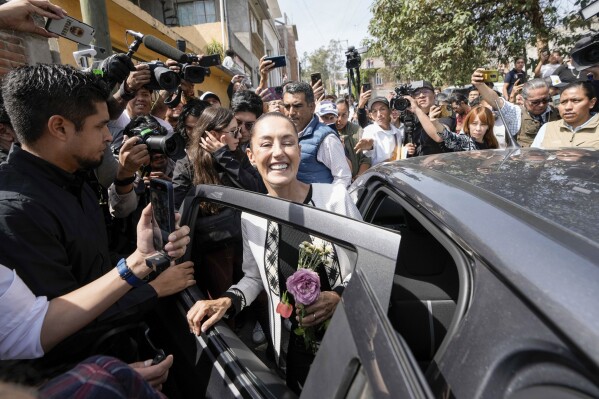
[
  {"xmin": 143, "ymin": 60, "xmax": 180, "ymax": 91},
  {"xmin": 114, "ymin": 123, "xmax": 185, "ymax": 159}
]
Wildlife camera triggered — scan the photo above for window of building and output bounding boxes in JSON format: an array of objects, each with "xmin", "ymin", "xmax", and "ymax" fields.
[
  {"xmin": 177, "ymin": 0, "xmax": 217, "ymax": 26},
  {"xmin": 375, "ymin": 73, "xmax": 383, "ymax": 86},
  {"xmin": 250, "ymin": 12, "xmax": 259, "ymax": 34}
]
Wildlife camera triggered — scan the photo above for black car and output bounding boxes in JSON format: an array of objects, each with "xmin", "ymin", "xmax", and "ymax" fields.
[{"xmin": 151, "ymin": 148, "xmax": 599, "ymax": 398}]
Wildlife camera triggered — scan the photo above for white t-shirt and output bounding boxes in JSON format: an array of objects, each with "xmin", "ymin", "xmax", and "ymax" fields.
[{"xmin": 362, "ymin": 123, "xmax": 405, "ymax": 166}]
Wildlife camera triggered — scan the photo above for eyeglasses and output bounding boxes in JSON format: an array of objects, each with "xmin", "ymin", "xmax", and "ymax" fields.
[
  {"xmin": 413, "ymin": 89, "xmax": 433, "ymax": 98},
  {"xmin": 527, "ymin": 97, "xmax": 551, "ymax": 106},
  {"xmin": 236, "ymin": 119, "xmax": 255, "ymax": 131},
  {"xmin": 222, "ymin": 126, "xmax": 241, "ymax": 137}
]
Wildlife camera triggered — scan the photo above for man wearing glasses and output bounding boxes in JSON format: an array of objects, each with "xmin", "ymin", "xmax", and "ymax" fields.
[
  {"xmin": 408, "ymin": 80, "xmax": 457, "ymax": 156},
  {"xmin": 471, "ymin": 69, "xmax": 559, "ymax": 147}
]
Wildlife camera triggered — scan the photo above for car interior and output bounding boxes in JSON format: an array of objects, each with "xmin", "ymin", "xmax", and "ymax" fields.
[{"xmin": 360, "ymin": 190, "xmax": 465, "ymax": 371}]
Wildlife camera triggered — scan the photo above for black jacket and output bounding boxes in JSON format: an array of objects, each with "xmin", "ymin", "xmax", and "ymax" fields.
[{"xmin": 0, "ymin": 146, "xmax": 157, "ymax": 371}]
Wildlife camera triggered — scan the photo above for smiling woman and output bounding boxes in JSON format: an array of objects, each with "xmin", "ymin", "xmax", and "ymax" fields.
[{"xmin": 186, "ymin": 112, "xmax": 362, "ymax": 394}]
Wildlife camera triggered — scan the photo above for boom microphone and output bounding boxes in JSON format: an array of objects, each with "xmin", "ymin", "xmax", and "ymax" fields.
[{"xmin": 142, "ymin": 35, "xmax": 188, "ymax": 63}]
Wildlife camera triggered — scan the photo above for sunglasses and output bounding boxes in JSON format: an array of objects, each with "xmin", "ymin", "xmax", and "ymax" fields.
[
  {"xmin": 236, "ymin": 119, "xmax": 255, "ymax": 130},
  {"xmin": 527, "ymin": 97, "xmax": 551, "ymax": 106}
]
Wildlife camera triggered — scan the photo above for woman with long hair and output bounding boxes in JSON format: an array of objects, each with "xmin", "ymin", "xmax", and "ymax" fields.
[
  {"xmin": 172, "ymin": 107, "xmax": 244, "ymax": 299},
  {"xmin": 416, "ymin": 104, "xmax": 499, "ymax": 151}
]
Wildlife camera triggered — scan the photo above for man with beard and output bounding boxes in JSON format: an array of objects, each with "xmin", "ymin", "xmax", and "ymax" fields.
[{"xmin": 0, "ymin": 64, "xmax": 195, "ymax": 373}]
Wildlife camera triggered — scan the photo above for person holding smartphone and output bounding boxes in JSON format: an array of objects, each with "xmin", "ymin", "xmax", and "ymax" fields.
[{"xmin": 503, "ymin": 57, "xmax": 527, "ymax": 99}]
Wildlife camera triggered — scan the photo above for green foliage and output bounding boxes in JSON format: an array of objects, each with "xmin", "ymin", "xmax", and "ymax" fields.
[
  {"xmin": 300, "ymin": 40, "xmax": 345, "ymax": 91},
  {"xmin": 205, "ymin": 39, "xmax": 224, "ymax": 60},
  {"xmin": 367, "ymin": 0, "xmax": 592, "ymax": 86}
]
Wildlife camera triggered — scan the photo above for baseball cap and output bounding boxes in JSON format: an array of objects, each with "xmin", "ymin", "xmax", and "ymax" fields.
[
  {"xmin": 546, "ymin": 75, "xmax": 568, "ymax": 88},
  {"xmin": 368, "ymin": 96, "xmax": 390, "ymax": 109},
  {"xmin": 411, "ymin": 80, "xmax": 435, "ymax": 91},
  {"xmin": 316, "ymin": 100, "xmax": 338, "ymax": 116},
  {"xmin": 200, "ymin": 91, "xmax": 221, "ymax": 102}
]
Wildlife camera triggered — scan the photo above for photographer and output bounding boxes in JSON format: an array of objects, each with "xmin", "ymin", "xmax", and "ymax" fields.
[
  {"xmin": 408, "ymin": 80, "xmax": 457, "ymax": 156},
  {"xmin": 0, "ymin": 64, "xmax": 194, "ymax": 376},
  {"xmin": 108, "ymin": 116, "xmax": 178, "ymax": 222},
  {"xmin": 472, "ymin": 68, "xmax": 559, "ymax": 147}
]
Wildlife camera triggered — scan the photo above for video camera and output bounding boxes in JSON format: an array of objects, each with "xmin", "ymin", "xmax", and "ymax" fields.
[
  {"xmin": 345, "ymin": 46, "xmax": 362, "ymax": 69},
  {"xmin": 571, "ymin": 33, "xmax": 599, "ymax": 71},
  {"xmin": 391, "ymin": 84, "xmax": 417, "ymax": 143},
  {"xmin": 390, "ymin": 84, "xmax": 414, "ymax": 112},
  {"xmin": 124, "ymin": 30, "xmax": 212, "ymax": 91}
]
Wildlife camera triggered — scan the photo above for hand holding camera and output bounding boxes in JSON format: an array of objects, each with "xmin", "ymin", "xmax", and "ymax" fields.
[{"xmin": 125, "ymin": 64, "xmax": 152, "ymax": 93}]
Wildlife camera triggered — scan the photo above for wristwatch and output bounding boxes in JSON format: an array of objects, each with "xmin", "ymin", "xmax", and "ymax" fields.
[{"xmin": 116, "ymin": 258, "xmax": 145, "ymax": 287}]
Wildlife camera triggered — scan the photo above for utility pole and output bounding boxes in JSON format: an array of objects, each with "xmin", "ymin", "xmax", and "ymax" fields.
[{"xmin": 80, "ymin": 0, "xmax": 111, "ymax": 59}]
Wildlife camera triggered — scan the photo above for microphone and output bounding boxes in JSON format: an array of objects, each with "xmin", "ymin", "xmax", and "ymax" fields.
[{"xmin": 142, "ymin": 35, "xmax": 188, "ymax": 63}]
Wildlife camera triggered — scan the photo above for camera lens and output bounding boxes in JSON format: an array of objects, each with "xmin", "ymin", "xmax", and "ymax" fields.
[{"xmin": 153, "ymin": 66, "xmax": 180, "ymax": 91}]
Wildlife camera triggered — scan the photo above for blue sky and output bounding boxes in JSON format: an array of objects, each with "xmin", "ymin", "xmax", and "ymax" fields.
[{"xmin": 278, "ymin": 0, "xmax": 373, "ymax": 57}]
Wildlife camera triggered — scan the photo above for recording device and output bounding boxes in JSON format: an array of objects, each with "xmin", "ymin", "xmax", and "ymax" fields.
[
  {"xmin": 113, "ymin": 123, "xmax": 185, "ymax": 159},
  {"xmin": 390, "ymin": 84, "xmax": 414, "ymax": 112},
  {"xmin": 435, "ymin": 102, "xmax": 453, "ymax": 118},
  {"xmin": 515, "ymin": 72, "xmax": 527, "ymax": 84},
  {"xmin": 391, "ymin": 84, "xmax": 417, "ymax": 143},
  {"xmin": 148, "ymin": 179, "xmax": 176, "ymax": 273},
  {"xmin": 266, "ymin": 86, "xmax": 284, "ymax": 101},
  {"xmin": 45, "ymin": 15, "xmax": 95, "ymax": 45},
  {"xmin": 361, "ymin": 83, "xmax": 371, "ymax": 92},
  {"xmin": 123, "ymin": 31, "xmax": 212, "ymax": 92},
  {"xmin": 264, "ymin": 55, "xmax": 287, "ymax": 68},
  {"xmin": 345, "ymin": 46, "xmax": 362, "ymax": 69},
  {"xmin": 481, "ymin": 69, "xmax": 499, "ymax": 83},
  {"xmin": 571, "ymin": 33, "xmax": 599, "ymax": 71},
  {"xmin": 199, "ymin": 54, "xmax": 221, "ymax": 67},
  {"xmin": 310, "ymin": 72, "xmax": 322, "ymax": 85}
]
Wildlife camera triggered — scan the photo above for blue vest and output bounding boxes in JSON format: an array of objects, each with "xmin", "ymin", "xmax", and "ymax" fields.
[{"xmin": 297, "ymin": 116, "xmax": 335, "ymax": 184}]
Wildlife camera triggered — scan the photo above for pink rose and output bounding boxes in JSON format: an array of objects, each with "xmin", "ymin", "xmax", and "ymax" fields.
[{"xmin": 286, "ymin": 269, "xmax": 320, "ymax": 306}]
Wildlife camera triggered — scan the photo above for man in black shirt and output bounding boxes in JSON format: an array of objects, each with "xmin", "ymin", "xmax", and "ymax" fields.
[
  {"xmin": 0, "ymin": 64, "xmax": 194, "ymax": 372},
  {"xmin": 408, "ymin": 80, "xmax": 456, "ymax": 156}
]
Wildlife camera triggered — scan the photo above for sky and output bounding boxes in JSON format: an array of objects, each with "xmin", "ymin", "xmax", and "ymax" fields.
[{"xmin": 277, "ymin": 0, "xmax": 373, "ymax": 57}]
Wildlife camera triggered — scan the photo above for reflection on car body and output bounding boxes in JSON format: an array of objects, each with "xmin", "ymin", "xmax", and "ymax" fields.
[{"xmin": 154, "ymin": 148, "xmax": 599, "ymax": 399}]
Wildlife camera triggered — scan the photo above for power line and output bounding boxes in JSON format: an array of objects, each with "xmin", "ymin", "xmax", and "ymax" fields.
[{"xmin": 298, "ymin": 0, "xmax": 325, "ymax": 41}]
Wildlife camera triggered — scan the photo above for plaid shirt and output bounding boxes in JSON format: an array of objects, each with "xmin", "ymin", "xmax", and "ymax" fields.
[
  {"xmin": 39, "ymin": 356, "xmax": 166, "ymax": 399},
  {"xmin": 499, "ymin": 100, "xmax": 554, "ymax": 138}
]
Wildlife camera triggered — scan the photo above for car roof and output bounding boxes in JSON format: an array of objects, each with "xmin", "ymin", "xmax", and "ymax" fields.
[
  {"xmin": 384, "ymin": 148, "xmax": 599, "ymax": 245},
  {"xmin": 361, "ymin": 148, "xmax": 599, "ymax": 366}
]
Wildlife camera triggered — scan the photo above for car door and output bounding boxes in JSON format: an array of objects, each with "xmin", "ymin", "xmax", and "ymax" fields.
[{"xmin": 162, "ymin": 184, "xmax": 434, "ymax": 399}]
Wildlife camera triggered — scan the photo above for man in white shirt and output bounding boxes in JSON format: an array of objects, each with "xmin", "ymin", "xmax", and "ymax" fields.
[{"xmin": 354, "ymin": 97, "xmax": 415, "ymax": 165}]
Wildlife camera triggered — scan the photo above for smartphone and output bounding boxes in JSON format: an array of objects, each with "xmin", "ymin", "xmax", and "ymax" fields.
[
  {"xmin": 149, "ymin": 179, "xmax": 176, "ymax": 253},
  {"xmin": 310, "ymin": 72, "xmax": 322, "ymax": 86},
  {"xmin": 45, "ymin": 15, "xmax": 95, "ymax": 46},
  {"xmin": 266, "ymin": 86, "xmax": 284, "ymax": 101},
  {"xmin": 199, "ymin": 54, "xmax": 221, "ymax": 67},
  {"xmin": 516, "ymin": 72, "xmax": 527, "ymax": 84},
  {"xmin": 481, "ymin": 69, "xmax": 499, "ymax": 83},
  {"xmin": 264, "ymin": 55, "xmax": 287, "ymax": 68},
  {"xmin": 361, "ymin": 83, "xmax": 372, "ymax": 92}
]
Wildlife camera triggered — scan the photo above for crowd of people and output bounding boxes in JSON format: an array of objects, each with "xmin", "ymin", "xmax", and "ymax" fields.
[{"xmin": 1, "ymin": 0, "xmax": 599, "ymax": 397}]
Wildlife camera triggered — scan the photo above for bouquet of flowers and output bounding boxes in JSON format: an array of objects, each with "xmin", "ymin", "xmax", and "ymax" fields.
[{"xmin": 276, "ymin": 241, "xmax": 332, "ymax": 354}]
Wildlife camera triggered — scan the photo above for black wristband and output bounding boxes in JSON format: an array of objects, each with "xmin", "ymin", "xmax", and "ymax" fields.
[
  {"xmin": 118, "ymin": 82, "xmax": 136, "ymax": 102},
  {"xmin": 114, "ymin": 175, "xmax": 136, "ymax": 186}
]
